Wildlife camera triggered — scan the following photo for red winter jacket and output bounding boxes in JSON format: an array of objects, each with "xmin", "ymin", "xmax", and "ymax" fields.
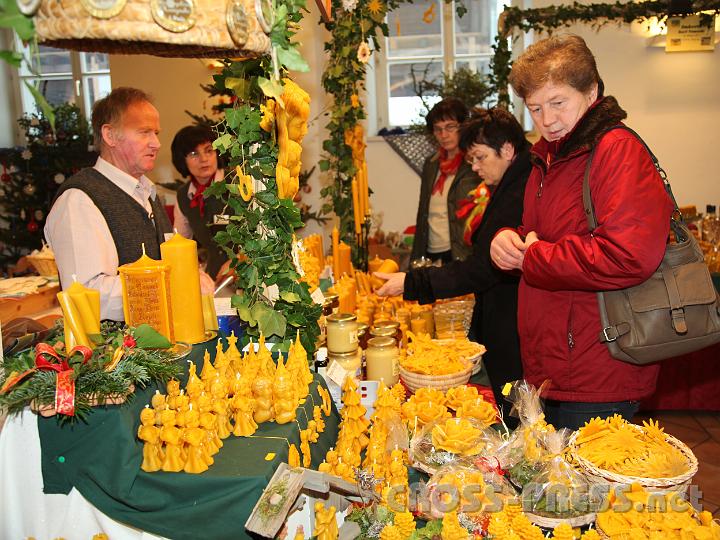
[{"xmin": 517, "ymin": 97, "xmax": 674, "ymax": 402}]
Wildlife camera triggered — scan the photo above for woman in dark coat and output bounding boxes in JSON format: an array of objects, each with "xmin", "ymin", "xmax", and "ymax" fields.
[{"xmin": 376, "ymin": 109, "xmax": 531, "ymax": 425}]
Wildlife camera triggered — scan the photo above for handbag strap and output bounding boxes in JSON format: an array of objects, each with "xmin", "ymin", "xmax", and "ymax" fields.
[{"xmin": 581, "ymin": 124, "xmax": 687, "ymax": 242}]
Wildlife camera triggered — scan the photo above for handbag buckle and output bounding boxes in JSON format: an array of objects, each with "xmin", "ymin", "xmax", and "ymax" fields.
[{"xmin": 602, "ymin": 326, "xmax": 619, "ymax": 342}]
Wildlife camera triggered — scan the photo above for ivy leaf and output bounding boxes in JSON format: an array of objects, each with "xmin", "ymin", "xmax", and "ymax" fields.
[
  {"xmin": 213, "ymin": 133, "xmax": 233, "ymax": 152},
  {"xmin": 280, "ymin": 291, "xmax": 300, "ymax": 303},
  {"xmin": 255, "ymin": 190, "xmax": 278, "ymax": 206},
  {"xmin": 24, "ymin": 82, "xmax": 55, "ymax": 132},
  {"xmin": 277, "ymin": 46, "xmax": 309, "ymax": 72},
  {"xmin": 0, "ymin": 1, "xmax": 35, "ymax": 41},
  {"xmin": 0, "ymin": 50, "xmax": 22, "ymax": 67},
  {"xmin": 257, "ymin": 309, "xmax": 287, "ymax": 339},
  {"xmin": 258, "ymin": 76, "xmax": 284, "ymax": 100},
  {"xmin": 224, "ymin": 77, "xmax": 251, "ymax": 99}
]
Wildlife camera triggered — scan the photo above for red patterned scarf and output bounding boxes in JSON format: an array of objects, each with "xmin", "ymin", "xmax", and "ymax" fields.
[
  {"xmin": 456, "ymin": 182, "xmax": 491, "ymax": 245},
  {"xmin": 431, "ymin": 148, "xmax": 464, "ymax": 195},
  {"xmin": 189, "ymin": 176, "xmax": 209, "ymax": 217}
]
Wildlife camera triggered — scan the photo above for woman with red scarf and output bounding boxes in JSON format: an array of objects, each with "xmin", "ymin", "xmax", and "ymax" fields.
[
  {"xmin": 410, "ymin": 98, "xmax": 481, "ymax": 264},
  {"xmin": 171, "ymin": 125, "xmax": 228, "ymax": 280},
  {"xmin": 376, "ymin": 109, "xmax": 532, "ymax": 426}
]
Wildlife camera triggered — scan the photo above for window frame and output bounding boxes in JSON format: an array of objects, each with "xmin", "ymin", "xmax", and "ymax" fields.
[{"xmin": 372, "ymin": 0, "xmax": 505, "ymax": 130}]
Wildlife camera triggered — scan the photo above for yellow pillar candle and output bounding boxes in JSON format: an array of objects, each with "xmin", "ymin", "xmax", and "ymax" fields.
[
  {"xmin": 57, "ymin": 291, "xmax": 90, "ymax": 348},
  {"xmin": 202, "ymin": 293, "xmax": 218, "ymax": 332},
  {"xmin": 160, "ymin": 233, "xmax": 206, "ymax": 344},
  {"xmin": 119, "ymin": 250, "xmax": 174, "ymax": 342},
  {"xmin": 368, "ymin": 255, "xmax": 383, "ymax": 275},
  {"xmin": 362, "ymin": 162, "xmax": 370, "ymax": 216},
  {"xmin": 338, "ymin": 242, "xmax": 352, "ymax": 278},
  {"xmin": 65, "ymin": 280, "xmax": 101, "ymax": 337}
]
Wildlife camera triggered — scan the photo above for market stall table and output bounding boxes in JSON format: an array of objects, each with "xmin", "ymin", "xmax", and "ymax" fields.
[{"xmin": 0, "ymin": 338, "xmax": 340, "ymax": 540}]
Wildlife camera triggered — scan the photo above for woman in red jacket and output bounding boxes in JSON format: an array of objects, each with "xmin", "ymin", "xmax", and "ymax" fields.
[{"xmin": 490, "ymin": 35, "xmax": 674, "ymax": 430}]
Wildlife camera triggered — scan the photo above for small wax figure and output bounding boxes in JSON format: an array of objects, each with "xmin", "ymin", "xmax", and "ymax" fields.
[
  {"xmin": 159, "ymin": 409, "xmax": 184, "ymax": 472},
  {"xmin": 137, "ymin": 407, "xmax": 163, "ymax": 472}
]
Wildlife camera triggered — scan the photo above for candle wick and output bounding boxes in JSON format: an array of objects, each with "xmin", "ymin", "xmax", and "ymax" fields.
[
  {"xmin": 174, "ymin": 228, "xmax": 178, "ymax": 235},
  {"xmin": 141, "ymin": 243, "xmax": 146, "ymax": 257},
  {"xmin": 72, "ymin": 274, "xmax": 77, "ymax": 283}
]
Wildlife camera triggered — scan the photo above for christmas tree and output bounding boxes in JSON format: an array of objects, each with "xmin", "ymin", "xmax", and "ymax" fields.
[{"xmin": 0, "ymin": 103, "xmax": 96, "ymax": 273}]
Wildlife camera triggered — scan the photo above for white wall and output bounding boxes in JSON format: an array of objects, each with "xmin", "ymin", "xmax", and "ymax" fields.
[{"xmin": 0, "ymin": 30, "xmax": 19, "ymax": 147}]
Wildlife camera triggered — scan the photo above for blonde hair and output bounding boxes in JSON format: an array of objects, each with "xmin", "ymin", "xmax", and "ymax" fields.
[{"xmin": 509, "ymin": 34, "xmax": 600, "ymax": 99}]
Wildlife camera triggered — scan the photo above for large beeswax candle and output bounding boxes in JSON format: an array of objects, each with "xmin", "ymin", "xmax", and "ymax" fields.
[{"xmin": 160, "ymin": 233, "xmax": 206, "ymax": 344}]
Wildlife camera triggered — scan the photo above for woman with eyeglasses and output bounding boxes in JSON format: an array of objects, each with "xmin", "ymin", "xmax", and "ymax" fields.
[
  {"xmin": 376, "ymin": 108, "xmax": 532, "ymax": 426},
  {"xmin": 410, "ymin": 98, "xmax": 482, "ymax": 264},
  {"xmin": 171, "ymin": 124, "xmax": 228, "ymax": 280}
]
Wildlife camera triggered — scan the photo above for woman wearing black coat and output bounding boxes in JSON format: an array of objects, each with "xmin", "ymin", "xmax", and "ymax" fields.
[{"xmin": 375, "ymin": 109, "xmax": 531, "ymax": 426}]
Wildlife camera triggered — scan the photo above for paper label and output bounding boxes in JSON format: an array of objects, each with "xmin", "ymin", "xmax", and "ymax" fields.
[
  {"xmin": 325, "ymin": 359, "xmax": 353, "ymax": 388},
  {"xmin": 214, "ymin": 297, "xmax": 235, "ymax": 316},
  {"xmin": 310, "ymin": 288, "xmax": 325, "ymax": 305}
]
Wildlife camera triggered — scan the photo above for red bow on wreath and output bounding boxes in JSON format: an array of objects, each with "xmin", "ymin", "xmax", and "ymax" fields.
[{"xmin": 34, "ymin": 343, "xmax": 93, "ymax": 416}]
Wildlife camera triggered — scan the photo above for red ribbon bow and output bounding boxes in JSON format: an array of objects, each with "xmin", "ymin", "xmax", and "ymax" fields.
[
  {"xmin": 34, "ymin": 343, "xmax": 93, "ymax": 416},
  {"xmin": 475, "ymin": 456, "xmax": 506, "ymax": 477}
]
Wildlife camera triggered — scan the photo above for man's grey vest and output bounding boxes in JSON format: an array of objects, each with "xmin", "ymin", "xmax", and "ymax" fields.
[{"xmin": 52, "ymin": 167, "xmax": 173, "ymax": 266}]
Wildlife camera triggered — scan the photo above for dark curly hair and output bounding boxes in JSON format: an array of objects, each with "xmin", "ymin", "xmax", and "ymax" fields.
[
  {"xmin": 170, "ymin": 125, "xmax": 218, "ymax": 178},
  {"xmin": 425, "ymin": 97, "xmax": 468, "ymax": 132},
  {"xmin": 459, "ymin": 108, "xmax": 527, "ymax": 154}
]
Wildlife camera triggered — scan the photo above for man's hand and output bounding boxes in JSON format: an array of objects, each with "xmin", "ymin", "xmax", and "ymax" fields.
[
  {"xmin": 490, "ymin": 229, "xmax": 527, "ymax": 271},
  {"xmin": 375, "ymin": 272, "xmax": 406, "ymax": 297},
  {"xmin": 524, "ymin": 231, "xmax": 539, "ymax": 249}
]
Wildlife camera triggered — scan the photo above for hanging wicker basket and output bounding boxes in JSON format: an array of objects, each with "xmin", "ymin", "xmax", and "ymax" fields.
[{"xmin": 29, "ymin": 0, "xmax": 271, "ymax": 58}]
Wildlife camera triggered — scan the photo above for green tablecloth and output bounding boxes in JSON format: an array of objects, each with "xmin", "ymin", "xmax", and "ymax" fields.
[{"xmin": 38, "ymin": 338, "xmax": 340, "ymax": 540}]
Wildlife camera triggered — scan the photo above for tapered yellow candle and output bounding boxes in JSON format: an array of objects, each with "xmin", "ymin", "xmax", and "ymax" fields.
[
  {"xmin": 338, "ymin": 242, "xmax": 352, "ymax": 278},
  {"xmin": 331, "ymin": 226, "xmax": 340, "ymax": 280},
  {"xmin": 351, "ymin": 179, "xmax": 361, "ymax": 235},
  {"xmin": 160, "ymin": 233, "xmax": 206, "ymax": 344},
  {"xmin": 66, "ymin": 280, "xmax": 101, "ymax": 337},
  {"xmin": 362, "ymin": 162, "xmax": 370, "ymax": 216}
]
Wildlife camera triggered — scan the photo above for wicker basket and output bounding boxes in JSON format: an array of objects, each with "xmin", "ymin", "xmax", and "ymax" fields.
[
  {"xmin": 525, "ymin": 511, "xmax": 596, "ymax": 530},
  {"xmin": 567, "ymin": 426, "xmax": 698, "ymax": 495},
  {"xmin": 26, "ymin": 255, "xmax": 58, "ymax": 277},
  {"xmin": 399, "ymin": 364, "xmax": 472, "ymax": 393},
  {"xmin": 32, "ymin": 0, "xmax": 271, "ymax": 58}
]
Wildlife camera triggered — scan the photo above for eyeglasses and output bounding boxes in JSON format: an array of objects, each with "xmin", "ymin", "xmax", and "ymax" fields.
[
  {"xmin": 465, "ymin": 153, "xmax": 487, "ymax": 165},
  {"xmin": 187, "ymin": 146, "xmax": 216, "ymax": 160},
  {"xmin": 433, "ymin": 123, "xmax": 460, "ymax": 135}
]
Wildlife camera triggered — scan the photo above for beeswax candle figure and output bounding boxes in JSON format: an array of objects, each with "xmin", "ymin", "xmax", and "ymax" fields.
[
  {"xmin": 138, "ymin": 407, "xmax": 163, "ymax": 472},
  {"xmin": 273, "ymin": 354, "xmax": 297, "ymax": 424},
  {"xmin": 231, "ymin": 394, "xmax": 258, "ymax": 437},
  {"xmin": 45, "ymin": 88, "xmax": 173, "ymax": 321},
  {"xmin": 170, "ymin": 124, "xmax": 229, "ymax": 280},
  {"xmin": 211, "ymin": 382, "xmax": 232, "ymax": 439},
  {"xmin": 159, "ymin": 409, "xmax": 185, "ymax": 472},
  {"xmin": 182, "ymin": 408, "xmax": 209, "ymax": 474}
]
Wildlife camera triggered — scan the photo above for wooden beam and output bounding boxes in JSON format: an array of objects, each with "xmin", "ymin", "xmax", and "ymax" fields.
[{"xmin": 315, "ymin": 0, "xmax": 333, "ymax": 22}]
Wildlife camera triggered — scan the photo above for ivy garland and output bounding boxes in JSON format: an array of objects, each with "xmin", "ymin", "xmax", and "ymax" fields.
[
  {"xmin": 206, "ymin": 0, "xmax": 322, "ymax": 355},
  {"xmin": 319, "ymin": 0, "xmax": 463, "ymax": 251},
  {"xmin": 492, "ymin": 0, "xmax": 720, "ymax": 108}
]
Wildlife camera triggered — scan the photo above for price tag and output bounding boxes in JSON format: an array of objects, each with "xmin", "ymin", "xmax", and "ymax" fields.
[
  {"xmin": 325, "ymin": 359, "xmax": 354, "ymax": 388},
  {"xmin": 311, "ymin": 288, "xmax": 325, "ymax": 305}
]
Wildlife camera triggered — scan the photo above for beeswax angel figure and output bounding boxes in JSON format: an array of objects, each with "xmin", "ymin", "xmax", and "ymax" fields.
[
  {"xmin": 377, "ymin": 109, "xmax": 531, "ymax": 426},
  {"xmin": 490, "ymin": 35, "xmax": 673, "ymax": 429}
]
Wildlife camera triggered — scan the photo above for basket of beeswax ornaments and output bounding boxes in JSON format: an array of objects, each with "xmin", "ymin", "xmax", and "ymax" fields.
[
  {"xmin": 568, "ymin": 415, "xmax": 698, "ymax": 495},
  {"xmin": 409, "ymin": 416, "xmax": 503, "ymax": 475},
  {"xmin": 595, "ymin": 483, "xmax": 720, "ymax": 539},
  {"xmin": 399, "ymin": 332, "xmax": 474, "ymax": 392},
  {"xmin": 434, "ymin": 338, "xmax": 486, "ymax": 375}
]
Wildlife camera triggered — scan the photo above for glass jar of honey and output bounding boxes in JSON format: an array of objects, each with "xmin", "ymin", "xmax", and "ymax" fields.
[
  {"xmin": 326, "ymin": 312, "xmax": 358, "ymax": 354},
  {"xmin": 365, "ymin": 336, "xmax": 399, "ymax": 385}
]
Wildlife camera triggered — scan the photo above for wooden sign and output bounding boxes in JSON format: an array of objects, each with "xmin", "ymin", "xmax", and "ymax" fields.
[{"xmin": 666, "ymin": 14, "xmax": 716, "ymax": 52}]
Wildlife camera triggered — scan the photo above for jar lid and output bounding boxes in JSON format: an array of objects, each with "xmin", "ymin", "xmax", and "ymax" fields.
[
  {"xmin": 357, "ymin": 322, "xmax": 369, "ymax": 334},
  {"xmin": 367, "ymin": 336, "xmax": 396, "ymax": 348},
  {"xmin": 370, "ymin": 326, "xmax": 396, "ymax": 337},
  {"xmin": 374, "ymin": 320, "xmax": 400, "ymax": 330},
  {"xmin": 324, "ymin": 293, "xmax": 339, "ymax": 302},
  {"xmin": 327, "ymin": 349, "xmax": 360, "ymax": 360},
  {"xmin": 327, "ymin": 312, "xmax": 357, "ymax": 323}
]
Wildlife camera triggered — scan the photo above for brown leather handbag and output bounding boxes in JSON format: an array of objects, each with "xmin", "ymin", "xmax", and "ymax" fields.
[{"xmin": 583, "ymin": 125, "xmax": 720, "ymax": 365}]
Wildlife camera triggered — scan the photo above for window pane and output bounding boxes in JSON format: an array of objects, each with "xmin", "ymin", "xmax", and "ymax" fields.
[
  {"xmin": 83, "ymin": 74, "xmax": 112, "ymax": 113},
  {"xmin": 21, "ymin": 78, "xmax": 75, "ymax": 114},
  {"xmin": 81, "ymin": 52, "xmax": 111, "ymax": 73},
  {"xmin": 21, "ymin": 45, "xmax": 72, "ymax": 76},
  {"xmin": 455, "ymin": 57, "xmax": 491, "ymax": 75},
  {"xmin": 454, "ymin": 0, "xmax": 498, "ymax": 55},
  {"xmin": 387, "ymin": 0, "xmax": 443, "ymax": 58},
  {"xmin": 388, "ymin": 61, "xmax": 443, "ymax": 126}
]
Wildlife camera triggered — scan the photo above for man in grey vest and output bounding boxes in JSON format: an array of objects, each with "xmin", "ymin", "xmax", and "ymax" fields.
[{"xmin": 45, "ymin": 87, "xmax": 173, "ymax": 321}]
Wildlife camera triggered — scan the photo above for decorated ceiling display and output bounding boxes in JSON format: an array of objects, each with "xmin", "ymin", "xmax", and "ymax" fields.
[
  {"xmin": 17, "ymin": 0, "xmax": 271, "ymax": 58},
  {"xmin": 492, "ymin": 0, "xmax": 720, "ymax": 108},
  {"xmin": 319, "ymin": 0, "xmax": 464, "ymax": 257}
]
